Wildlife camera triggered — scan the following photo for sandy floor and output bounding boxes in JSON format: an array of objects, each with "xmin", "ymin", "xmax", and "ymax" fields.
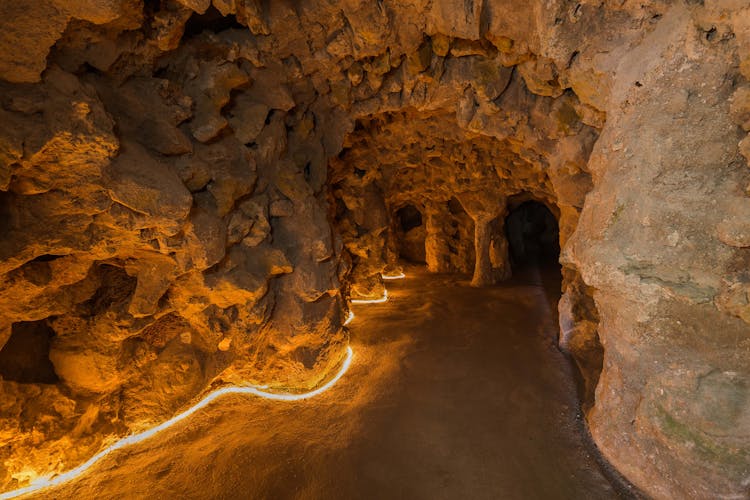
[{"xmin": 34, "ymin": 266, "xmax": 628, "ymax": 499}]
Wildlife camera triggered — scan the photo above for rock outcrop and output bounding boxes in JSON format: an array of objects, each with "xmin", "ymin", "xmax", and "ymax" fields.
[{"xmin": 0, "ymin": 1, "xmax": 748, "ymax": 498}]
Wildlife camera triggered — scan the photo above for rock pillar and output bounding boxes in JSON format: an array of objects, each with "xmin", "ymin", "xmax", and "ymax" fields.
[
  {"xmin": 489, "ymin": 216, "xmax": 512, "ymax": 281},
  {"xmin": 471, "ymin": 215, "xmax": 495, "ymax": 286},
  {"xmin": 457, "ymin": 194, "xmax": 505, "ymax": 287},
  {"xmin": 424, "ymin": 202, "xmax": 449, "ymax": 273}
]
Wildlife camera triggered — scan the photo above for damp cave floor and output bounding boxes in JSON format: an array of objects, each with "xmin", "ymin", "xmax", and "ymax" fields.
[{"xmin": 39, "ymin": 265, "xmax": 627, "ymax": 500}]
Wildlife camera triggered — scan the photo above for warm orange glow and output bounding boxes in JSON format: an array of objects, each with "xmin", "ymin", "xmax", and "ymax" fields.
[
  {"xmin": 344, "ymin": 310, "xmax": 355, "ymax": 326},
  {"xmin": 381, "ymin": 271, "xmax": 405, "ymax": 280},
  {"xmin": 0, "ymin": 346, "xmax": 354, "ymax": 500},
  {"xmin": 351, "ymin": 289, "xmax": 389, "ymax": 304},
  {"xmin": 3, "ymin": 270, "xmax": 407, "ymax": 498}
]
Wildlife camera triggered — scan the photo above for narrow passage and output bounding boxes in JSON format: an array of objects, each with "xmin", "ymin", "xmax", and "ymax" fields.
[{"xmin": 41, "ymin": 267, "xmax": 625, "ymax": 500}]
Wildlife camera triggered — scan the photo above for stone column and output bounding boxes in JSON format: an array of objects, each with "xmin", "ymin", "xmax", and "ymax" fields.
[
  {"xmin": 383, "ymin": 219, "xmax": 401, "ymax": 275},
  {"xmin": 458, "ymin": 194, "xmax": 504, "ymax": 287},
  {"xmin": 349, "ymin": 182, "xmax": 389, "ymax": 299},
  {"xmin": 424, "ymin": 202, "xmax": 449, "ymax": 273},
  {"xmin": 471, "ymin": 214, "xmax": 495, "ymax": 286},
  {"xmin": 489, "ymin": 216, "xmax": 512, "ymax": 281}
]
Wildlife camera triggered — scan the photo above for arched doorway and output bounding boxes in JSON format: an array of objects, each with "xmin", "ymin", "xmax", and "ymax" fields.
[
  {"xmin": 505, "ymin": 200, "xmax": 560, "ymax": 271},
  {"xmin": 394, "ymin": 204, "xmax": 426, "ymax": 264}
]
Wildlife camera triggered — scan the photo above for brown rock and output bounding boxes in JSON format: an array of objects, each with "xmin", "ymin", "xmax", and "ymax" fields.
[
  {"xmin": 49, "ymin": 339, "xmax": 123, "ymax": 394},
  {"xmin": 226, "ymin": 95, "xmax": 269, "ymax": 144},
  {"xmin": 0, "ymin": 3, "xmax": 749, "ymax": 498},
  {"xmin": 716, "ymin": 200, "xmax": 750, "ymax": 248},
  {"xmin": 174, "ymin": 0, "xmax": 210, "ymax": 14},
  {"xmin": 184, "ymin": 60, "xmax": 249, "ymax": 142},
  {"xmin": 105, "ymin": 141, "xmax": 192, "ymax": 235},
  {"xmin": 431, "ymin": 33, "xmax": 451, "ymax": 57}
]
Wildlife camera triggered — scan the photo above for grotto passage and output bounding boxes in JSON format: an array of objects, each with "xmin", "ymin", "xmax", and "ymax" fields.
[
  {"xmin": 1, "ymin": 0, "xmax": 750, "ymax": 499},
  {"xmin": 505, "ymin": 201, "xmax": 561, "ymax": 271},
  {"xmin": 19, "ymin": 268, "xmax": 630, "ymax": 500}
]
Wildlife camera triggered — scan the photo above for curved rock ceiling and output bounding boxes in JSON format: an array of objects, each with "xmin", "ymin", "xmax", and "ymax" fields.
[{"xmin": 0, "ymin": 1, "xmax": 749, "ymax": 498}]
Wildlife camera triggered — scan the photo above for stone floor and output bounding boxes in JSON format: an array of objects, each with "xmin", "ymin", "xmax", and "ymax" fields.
[{"xmin": 38, "ymin": 265, "xmax": 633, "ymax": 499}]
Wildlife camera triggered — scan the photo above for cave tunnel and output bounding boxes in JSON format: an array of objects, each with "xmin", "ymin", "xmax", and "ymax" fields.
[
  {"xmin": 0, "ymin": 1, "xmax": 747, "ymax": 499},
  {"xmin": 505, "ymin": 200, "xmax": 561, "ymax": 271},
  {"xmin": 394, "ymin": 204, "xmax": 426, "ymax": 264}
]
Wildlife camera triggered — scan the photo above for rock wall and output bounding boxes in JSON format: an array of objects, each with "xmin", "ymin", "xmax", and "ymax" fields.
[
  {"xmin": 566, "ymin": 5, "xmax": 750, "ymax": 497},
  {"xmin": 0, "ymin": 1, "xmax": 748, "ymax": 498}
]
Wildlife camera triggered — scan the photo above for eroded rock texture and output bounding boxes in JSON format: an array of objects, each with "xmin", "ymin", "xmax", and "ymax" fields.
[{"xmin": 0, "ymin": 1, "xmax": 748, "ymax": 498}]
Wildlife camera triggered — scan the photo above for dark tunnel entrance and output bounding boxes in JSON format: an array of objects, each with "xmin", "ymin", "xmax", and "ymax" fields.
[
  {"xmin": 505, "ymin": 201, "xmax": 560, "ymax": 271},
  {"xmin": 0, "ymin": 320, "xmax": 59, "ymax": 384},
  {"xmin": 394, "ymin": 204, "xmax": 426, "ymax": 264}
]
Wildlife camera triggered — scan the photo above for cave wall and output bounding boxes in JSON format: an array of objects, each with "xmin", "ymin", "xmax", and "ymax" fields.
[
  {"xmin": 0, "ymin": 1, "xmax": 748, "ymax": 498},
  {"xmin": 565, "ymin": 5, "xmax": 750, "ymax": 496}
]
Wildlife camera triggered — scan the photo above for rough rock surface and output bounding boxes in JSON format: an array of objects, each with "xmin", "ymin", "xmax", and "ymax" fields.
[{"xmin": 0, "ymin": 1, "xmax": 748, "ymax": 498}]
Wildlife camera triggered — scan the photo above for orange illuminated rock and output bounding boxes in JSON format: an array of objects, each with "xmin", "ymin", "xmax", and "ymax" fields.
[{"xmin": 0, "ymin": 1, "xmax": 748, "ymax": 498}]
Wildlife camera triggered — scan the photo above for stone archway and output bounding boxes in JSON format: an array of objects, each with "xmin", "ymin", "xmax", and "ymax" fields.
[
  {"xmin": 393, "ymin": 203, "xmax": 427, "ymax": 264},
  {"xmin": 505, "ymin": 200, "xmax": 560, "ymax": 271}
]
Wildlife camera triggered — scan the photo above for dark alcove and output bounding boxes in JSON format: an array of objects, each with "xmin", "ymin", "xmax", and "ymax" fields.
[
  {"xmin": 505, "ymin": 201, "xmax": 560, "ymax": 270},
  {"xmin": 0, "ymin": 320, "xmax": 59, "ymax": 384},
  {"xmin": 395, "ymin": 204, "xmax": 426, "ymax": 263}
]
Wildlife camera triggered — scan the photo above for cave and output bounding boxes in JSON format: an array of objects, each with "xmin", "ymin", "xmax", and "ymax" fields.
[
  {"xmin": 1, "ymin": 1, "xmax": 749, "ymax": 499},
  {"xmin": 394, "ymin": 204, "xmax": 427, "ymax": 264},
  {"xmin": 505, "ymin": 200, "xmax": 560, "ymax": 271},
  {"xmin": 0, "ymin": 321, "xmax": 58, "ymax": 384}
]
